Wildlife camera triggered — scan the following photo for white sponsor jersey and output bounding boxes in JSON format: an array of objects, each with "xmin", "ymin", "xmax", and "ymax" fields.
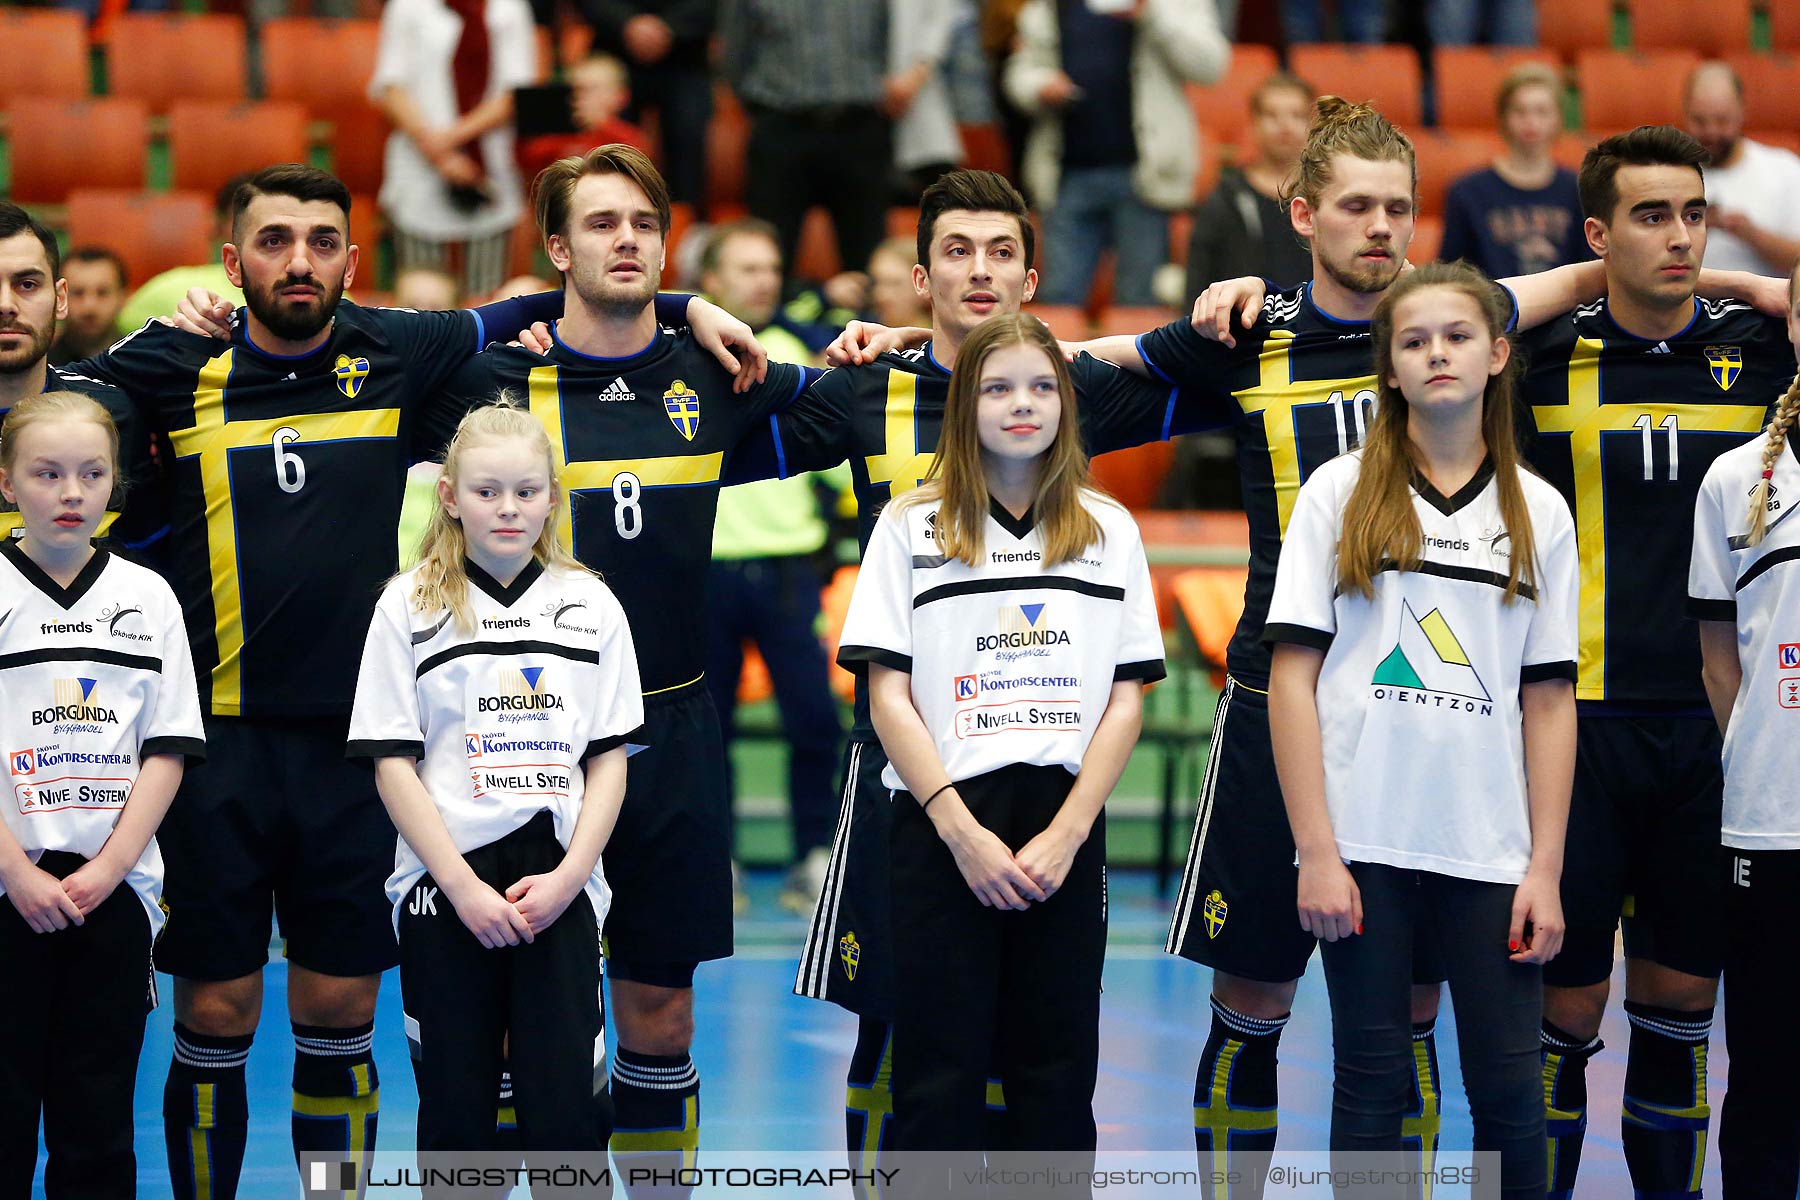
[
  {"xmin": 0, "ymin": 542, "xmax": 204, "ymax": 933},
  {"xmin": 1689, "ymin": 434, "xmax": 1800, "ymax": 848},
  {"xmin": 1265, "ymin": 451, "xmax": 1578, "ymax": 884},
  {"xmin": 837, "ymin": 490, "xmax": 1165, "ymax": 790},
  {"xmin": 347, "ymin": 560, "xmax": 644, "ymax": 929}
]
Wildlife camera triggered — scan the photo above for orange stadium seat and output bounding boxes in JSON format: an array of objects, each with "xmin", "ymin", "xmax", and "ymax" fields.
[
  {"xmin": 793, "ymin": 208, "xmax": 843, "ymax": 282},
  {"xmin": 1537, "ymin": 0, "xmax": 1617, "ymax": 61},
  {"xmin": 958, "ymin": 122, "xmax": 1010, "ymax": 176},
  {"xmin": 1412, "ymin": 129, "xmax": 1504, "ymax": 218},
  {"xmin": 65, "ymin": 190, "xmax": 211, "ymax": 288},
  {"xmin": 1186, "ymin": 42, "xmax": 1280, "ymax": 149},
  {"xmin": 1725, "ymin": 53, "xmax": 1800, "ymax": 131},
  {"xmin": 1629, "ymin": 0, "xmax": 1750, "ymax": 57},
  {"xmin": 1411, "ymin": 215, "xmax": 1444, "ymax": 264},
  {"xmin": 168, "ymin": 101, "xmax": 310, "ymax": 196},
  {"xmin": 1094, "ymin": 306, "xmax": 1179, "ymax": 338},
  {"xmin": 5, "ymin": 98, "xmax": 148, "ymax": 203},
  {"xmin": 707, "ymin": 83, "xmax": 748, "ymax": 212},
  {"xmin": 662, "ymin": 201, "xmax": 695, "ymax": 288},
  {"xmin": 325, "ymin": 103, "xmax": 390, "ymax": 196},
  {"xmin": 261, "ymin": 18, "xmax": 382, "ymax": 114},
  {"xmin": 106, "ymin": 14, "xmax": 247, "ymax": 110},
  {"xmin": 1090, "ymin": 442, "xmax": 1175, "ymax": 510},
  {"xmin": 1023, "ymin": 304, "xmax": 1089, "ymax": 340},
  {"xmin": 0, "ymin": 10, "xmax": 89, "ymax": 101},
  {"xmin": 1432, "ymin": 47, "xmax": 1561, "ymax": 129},
  {"xmin": 1774, "ymin": 0, "xmax": 1800, "ymax": 53},
  {"xmin": 1551, "ymin": 131, "xmax": 1592, "ymax": 170},
  {"xmin": 1575, "ymin": 49, "xmax": 1697, "ymax": 132},
  {"xmin": 1288, "ymin": 44, "xmax": 1423, "ymax": 128}
]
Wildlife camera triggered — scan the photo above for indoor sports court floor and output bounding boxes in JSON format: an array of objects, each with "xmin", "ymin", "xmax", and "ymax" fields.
[{"xmin": 47, "ymin": 870, "xmax": 1716, "ymax": 1197}]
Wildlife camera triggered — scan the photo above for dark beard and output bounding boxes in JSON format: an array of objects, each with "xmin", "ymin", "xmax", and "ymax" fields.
[
  {"xmin": 0, "ymin": 322, "xmax": 54, "ymax": 375},
  {"xmin": 246, "ymin": 277, "xmax": 342, "ymax": 341}
]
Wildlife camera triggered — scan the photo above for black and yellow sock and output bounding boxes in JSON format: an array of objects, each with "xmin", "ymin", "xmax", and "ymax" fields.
[
  {"xmin": 611, "ymin": 1048, "xmax": 700, "ymax": 1197},
  {"xmin": 495, "ymin": 1069, "xmax": 520, "ymax": 1151},
  {"xmin": 1541, "ymin": 1019, "xmax": 1603, "ymax": 1200},
  {"xmin": 984, "ymin": 1075, "xmax": 1010, "ymax": 1151},
  {"xmin": 1194, "ymin": 998, "xmax": 1285, "ymax": 1199},
  {"xmin": 1621, "ymin": 1001, "xmax": 1713, "ymax": 1200},
  {"xmin": 845, "ymin": 1018, "xmax": 895, "ymax": 1199},
  {"xmin": 164, "ymin": 1023, "xmax": 252, "ymax": 1200},
  {"xmin": 290, "ymin": 1022, "xmax": 379, "ymax": 1197},
  {"xmin": 1404, "ymin": 1020, "xmax": 1443, "ymax": 1199}
]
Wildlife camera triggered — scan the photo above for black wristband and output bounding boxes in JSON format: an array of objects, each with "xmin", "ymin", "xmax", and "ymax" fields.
[{"xmin": 922, "ymin": 782, "xmax": 956, "ymax": 812}]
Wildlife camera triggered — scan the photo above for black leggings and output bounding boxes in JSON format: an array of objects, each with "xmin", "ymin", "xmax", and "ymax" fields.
[{"xmin": 1319, "ymin": 863, "xmax": 1544, "ymax": 1200}]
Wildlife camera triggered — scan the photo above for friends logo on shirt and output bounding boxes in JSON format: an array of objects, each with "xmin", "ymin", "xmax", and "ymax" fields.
[{"xmin": 1369, "ymin": 601, "xmax": 1496, "ymax": 717}]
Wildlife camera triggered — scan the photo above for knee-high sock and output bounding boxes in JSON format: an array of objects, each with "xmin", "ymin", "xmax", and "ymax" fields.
[
  {"xmin": 611, "ymin": 1047, "xmax": 700, "ymax": 1198},
  {"xmin": 1194, "ymin": 998, "xmax": 1285, "ymax": 1199},
  {"xmin": 164, "ymin": 1024, "xmax": 252, "ymax": 1200},
  {"xmin": 1621, "ymin": 1002, "xmax": 1714, "ymax": 1200},
  {"xmin": 1542, "ymin": 1019, "xmax": 1604, "ymax": 1200},
  {"xmin": 290, "ymin": 1022, "xmax": 379, "ymax": 1198},
  {"xmin": 846, "ymin": 1018, "xmax": 895, "ymax": 1171},
  {"xmin": 1404, "ymin": 1020, "xmax": 1444, "ymax": 1197}
]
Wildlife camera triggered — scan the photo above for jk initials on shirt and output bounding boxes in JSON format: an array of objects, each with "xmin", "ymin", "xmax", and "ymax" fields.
[{"xmin": 409, "ymin": 885, "xmax": 439, "ymax": 916}]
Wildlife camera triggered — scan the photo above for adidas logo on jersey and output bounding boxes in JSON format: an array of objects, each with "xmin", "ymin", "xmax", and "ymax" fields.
[{"xmin": 599, "ymin": 378, "xmax": 636, "ymax": 403}]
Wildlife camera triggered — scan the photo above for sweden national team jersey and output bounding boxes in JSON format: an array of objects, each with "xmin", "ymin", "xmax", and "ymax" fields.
[
  {"xmin": 440, "ymin": 325, "xmax": 810, "ymax": 697},
  {"xmin": 0, "ymin": 541, "xmax": 205, "ymax": 933},
  {"xmin": 724, "ymin": 340, "xmax": 1236, "ymax": 735},
  {"xmin": 1518, "ymin": 297, "xmax": 1788, "ymax": 706},
  {"xmin": 1136, "ymin": 284, "xmax": 1415, "ymax": 689},
  {"xmin": 79, "ymin": 303, "xmax": 490, "ymax": 717},
  {"xmin": 0, "ymin": 366, "xmax": 167, "ymax": 556}
]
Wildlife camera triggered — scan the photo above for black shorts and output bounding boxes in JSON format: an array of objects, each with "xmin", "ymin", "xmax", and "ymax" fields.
[
  {"xmin": 795, "ymin": 739, "xmax": 895, "ymax": 1020},
  {"xmin": 1545, "ymin": 714, "xmax": 1727, "ymax": 988},
  {"xmin": 602, "ymin": 683, "xmax": 733, "ymax": 977},
  {"xmin": 1166, "ymin": 680, "xmax": 1445, "ymax": 987},
  {"xmin": 157, "ymin": 715, "xmax": 399, "ymax": 981}
]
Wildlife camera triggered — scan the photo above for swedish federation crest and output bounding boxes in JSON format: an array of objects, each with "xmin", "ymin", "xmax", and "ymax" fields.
[
  {"xmin": 663, "ymin": 380, "xmax": 701, "ymax": 440},
  {"xmin": 1706, "ymin": 345, "xmax": 1742, "ymax": 391},
  {"xmin": 1203, "ymin": 889, "xmax": 1228, "ymax": 939},
  {"xmin": 333, "ymin": 355, "xmax": 371, "ymax": 399}
]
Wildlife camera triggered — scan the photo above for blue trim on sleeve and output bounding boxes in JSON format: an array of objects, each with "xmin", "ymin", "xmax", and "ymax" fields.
[
  {"xmin": 1500, "ymin": 283, "xmax": 1519, "ymax": 333},
  {"xmin": 1160, "ymin": 386, "xmax": 1178, "ymax": 442},
  {"xmin": 770, "ymin": 414, "xmax": 789, "ymax": 479},
  {"xmin": 470, "ymin": 308, "xmax": 487, "ymax": 351},
  {"xmin": 124, "ymin": 524, "xmax": 172, "ymax": 551},
  {"xmin": 1136, "ymin": 333, "xmax": 1176, "ymax": 385},
  {"xmin": 789, "ymin": 366, "xmax": 823, "ymax": 405}
]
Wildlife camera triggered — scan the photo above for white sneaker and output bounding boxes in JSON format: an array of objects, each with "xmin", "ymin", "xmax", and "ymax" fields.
[{"xmin": 779, "ymin": 846, "xmax": 832, "ymax": 916}]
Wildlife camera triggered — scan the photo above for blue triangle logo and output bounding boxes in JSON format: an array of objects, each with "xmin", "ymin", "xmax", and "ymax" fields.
[
  {"xmin": 77, "ymin": 678, "xmax": 97, "ymax": 701},
  {"xmin": 519, "ymin": 667, "xmax": 544, "ymax": 692},
  {"xmin": 1018, "ymin": 603, "xmax": 1045, "ymax": 628}
]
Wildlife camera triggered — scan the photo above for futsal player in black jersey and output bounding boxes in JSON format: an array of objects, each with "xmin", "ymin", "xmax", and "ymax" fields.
[
  {"xmin": 0, "ymin": 204, "xmax": 164, "ymax": 558},
  {"xmin": 1511, "ymin": 127, "xmax": 1794, "ymax": 1200},
  {"xmin": 59, "ymin": 163, "xmax": 619, "ymax": 1200},
  {"xmin": 439, "ymin": 145, "xmax": 819, "ymax": 1193}
]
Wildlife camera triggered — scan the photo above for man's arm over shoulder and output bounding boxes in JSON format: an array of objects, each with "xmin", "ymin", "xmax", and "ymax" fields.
[
  {"xmin": 1073, "ymin": 351, "xmax": 1238, "ymax": 457},
  {"xmin": 725, "ymin": 365, "xmax": 855, "ymax": 484}
]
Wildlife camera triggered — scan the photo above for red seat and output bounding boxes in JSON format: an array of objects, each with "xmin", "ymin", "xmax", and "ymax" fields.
[
  {"xmin": 1410, "ymin": 214, "xmax": 1445, "ymax": 264},
  {"xmin": 0, "ymin": 10, "xmax": 89, "ymax": 101},
  {"xmin": 5, "ymin": 98, "xmax": 147, "ymax": 203},
  {"xmin": 107, "ymin": 14, "xmax": 247, "ymax": 110},
  {"xmin": 65, "ymin": 190, "xmax": 213, "ymax": 289},
  {"xmin": 1022, "ymin": 304, "xmax": 1090, "ymax": 341},
  {"xmin": 1724, "ymin": 53, "xmax": 1800, "ymax": 132},
  {"xmin": 1432, "ymin": 47, "xmax": 1563, "ymax": 129},
  {"xmin": 1537, "ymin": 0, "xmax": 1617, "ymax": 61},
  {"xmin": 1411, "ymin": 129, "xmax": 1505, "ymax": 217},
  {"xmin": 167, "ymin": 101, "xmax": 310, "ymax": 196},
  {"xmin": 1575, "ymin": 49, "xmax": 1698, "ymax": 131},
  {"xmin": 1774, "ymin": 0, "xmax": 1800, "ymax": 53},
  {"xmin": 1288, "ymin": 44, "xmax": 1423, "ymax": 128},
  {"xmin": 325, "ymin": 103, "xmax": 391, "ymax": 197},
  {"xmin": 1186, "ymin": 43, "xmax": 1282, "ymax": 150},
  {"xmin": 1629, "ymin": 0, "xmax": 1750, "ymax": 56},
  {"xmin": 261, "ymin": 18, "xmax": 381, "ymax": 114}
]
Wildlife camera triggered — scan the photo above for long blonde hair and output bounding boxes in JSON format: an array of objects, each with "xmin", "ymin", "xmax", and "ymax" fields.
[
  {"xmin": 0, "ymin": 390, "xmax": 123, "ymax": 507},
  {"xmin": 408, "ymin": 397, "xmax": 591, "ymax": 631},
  {"xmin": 900, "ymin": 314, "xmax": 1099, "ymax": 566},
  {"xmin": 1744, "ymin": 266, "xmax": 1800, "ymax": 546},
  {"xmin": 1339, "ymin": 261, "xmax": 1539, "ymax": 603}
]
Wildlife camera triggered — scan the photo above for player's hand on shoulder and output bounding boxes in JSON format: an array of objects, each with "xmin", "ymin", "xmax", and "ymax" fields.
[
  {"xmin": 931, "ymin": 798, "xmax": 1046, "ymax": 911},
  {"xmin": 1296, "ymin": 852, "xmax": 1360, "ymax": 942},
  {"xmin": 1192, "ymin": 276, "xmax": 1266, "ymax": 348},
  {"xmin": 1014, "ymin": 823, "xmax": 1083, "ymax": 897},
  {"xmin": 825, "ymin": 321, "xmax": 929, "ymax": 367},
  {"xmin": 448, "ymin": 879, "xmax": 534, "ymax": 948},
  {"xmin": 515, "ymin": 321, "xmax": 555, "ymax": 355},
  {"xmin": 173, "ymin": 288, "xmax": 235, "ymax": 340},
  {"xmin": 685, "ymin": 295, "xmax": 769, "ymax": 393},
  {"xmin": 2, "ymin": 863, "xmax": 85, "ymax": 933},
  {"xmin": 505, "ymin": 868, "xmax": 583, "ymax": 935},
  {"xmin": 1508, "ymin": 868, "xmax": 1565, "ymax": 965},
  {"xmin": 59, "ymin": 855, "xmax": 128, "ymax": 917}
]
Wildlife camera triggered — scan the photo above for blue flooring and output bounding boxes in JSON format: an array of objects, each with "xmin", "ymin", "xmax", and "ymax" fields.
[{"xmin": 38, "ymin": 869, "xmax": 1720, "ymax": 1196}]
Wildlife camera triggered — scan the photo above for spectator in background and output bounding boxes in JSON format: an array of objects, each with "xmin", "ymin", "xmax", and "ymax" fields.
[
  {"xmin": 720, "ymin": 0, "xmax": 892, "ymax": 289},
  {"xmin": 1005, "ymin": 0, "xmax": 1228, "ymax": 308},
  {"xmin": 887, "ymin": 0, "xmax": 962, "ymax": 196},
  {"xmin": 1186, "ymin": 71, "xmax": 1314, "ymax": 303},
  {"xmin": 50, "ymin": 247, "xmax": 128, "ymax": 366},
  {"xmin": 698, "ymin": 220, "xmax": 847, "ymax": 917},
  {"xmin": 392, "ymin": 266, "xmax": 462, "ymax": 311},
  {"xmin": 1684, "ymin": 61, "xmax": 1800, "ymax": 277},
  {"xmin": 518, "ymin": 53, "xmax": 653, "ymax": 180},
  {"xmin": 115, "ymin": 176, "xmax": 247, "ymax": 337},
  {"xmin": 579, "ymin": 0, "xmax": 715, "ymax": 212},
  {"xmin": 1281, "ymin": 0, "xmax": 1385, "ymax": 44},
  {"xmin": 1439, "ymin": 63, "xmax": 1588, "ymax": 277},
  {"xmin": 867, "ymin": 235, "xmax": 930, "ymax": 329},
  {"xmin": 371, "ymin": 0, "xmax": 538, "ymax": 297},
  {"xmin": 1427, "ymin": 0, "xmax": 1535, "ymax": 46},
  {"xmin": 489, "ymin": 273, "xmax": 557, "ymax": 301}
]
